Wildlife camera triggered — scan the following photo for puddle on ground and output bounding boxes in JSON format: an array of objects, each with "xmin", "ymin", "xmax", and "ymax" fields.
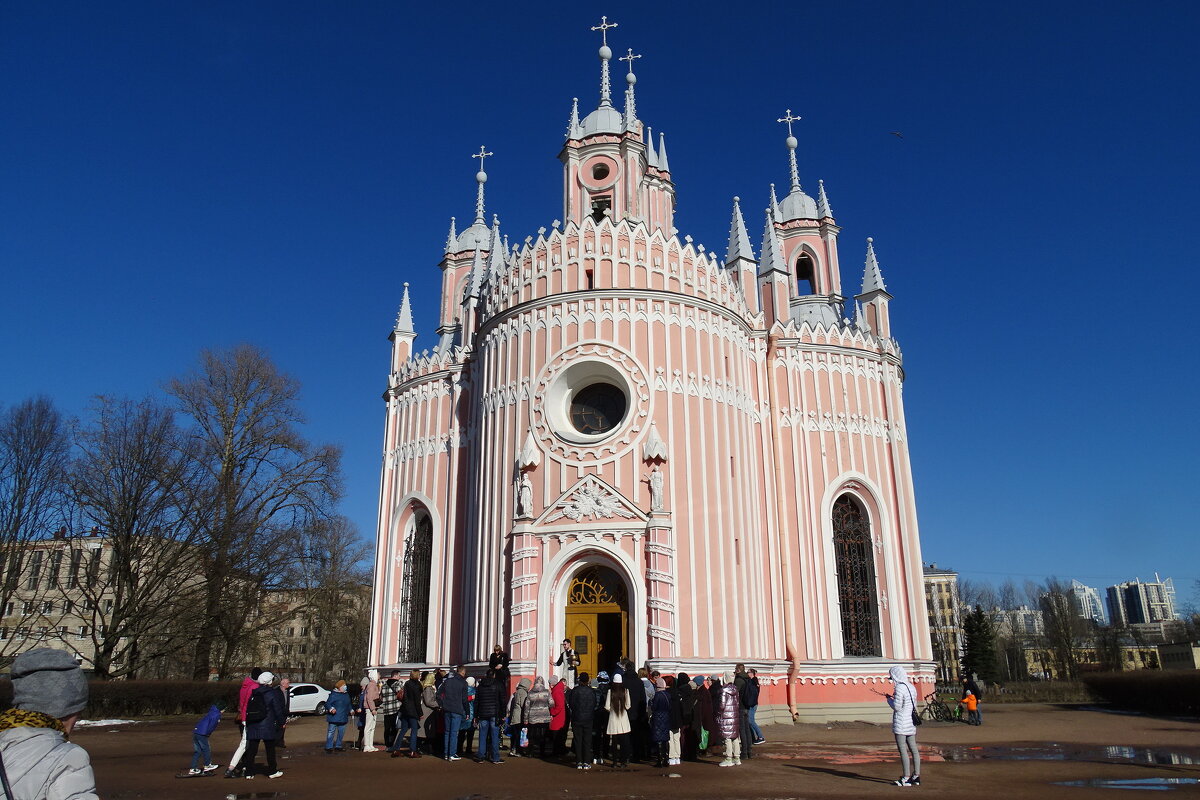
[
  {"xmin": 759, "ymin": 743, "xmax": 1200, "ymax": 766},
  {"xmin": 1056, "ymin": 778, "xmax": 1200, "ymax": 791}
]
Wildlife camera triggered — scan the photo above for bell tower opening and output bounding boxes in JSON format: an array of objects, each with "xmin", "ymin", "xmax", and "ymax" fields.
[
  {"xmin": 564, "ymin": 564, "xmax": 628, "ymax": 680},
  {"xmin": 590, "ymin": 195, "xmax": 612, "ymax": 222},
  {"xmin": 796, "ymin": 253, "xmax": 816, "ymax": 296}
]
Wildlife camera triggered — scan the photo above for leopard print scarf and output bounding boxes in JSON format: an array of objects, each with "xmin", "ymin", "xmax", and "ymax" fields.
[{"xmin": 0, "ymin": 708, "xmax": 67, "ymax": 737}]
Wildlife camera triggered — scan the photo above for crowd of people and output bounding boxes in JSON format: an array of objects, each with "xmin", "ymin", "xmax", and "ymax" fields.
[{"xmin": 336, "ymin": 652, "xmax": 769, "ymax": 770}]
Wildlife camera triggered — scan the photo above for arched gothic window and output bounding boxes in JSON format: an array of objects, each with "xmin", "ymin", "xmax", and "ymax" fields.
[
  {"xmin": 833, "ymin": 494, "xmax": 881, "ymax": 657},
  {"xmin": 796, "ymin": 254, "xmax": 816, "ymax": 296},
  {"xmin": 398, "ymin": 512, "xmax": 433, "ymax": 663}
]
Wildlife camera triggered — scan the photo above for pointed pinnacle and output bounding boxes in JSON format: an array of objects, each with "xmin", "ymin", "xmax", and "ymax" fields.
[
  {"xmin": 567, "ymin": 97, "xmax": 581, "ymax": 138},
  {"xmin": 445, "ymin": 217, "xmax": 458, "ymax": 253},
  {"xmin": 726, "ymin": 196, "xmax": 755, "ymax": 266},
  {"xmin": 817, "ymin": 179, "xmax": 833, "ymax": 218},
  {"xmin": 759, "ymin": 208, "xmax": 786, "ymax": 280},
  {"xmin": 395, "ymin": 282, "xmax": 415, "ymax": 333},
  {"xmin": 769, "ymin": 184, "xmax": 780, "ymax": 219},
  {"xmin": 657, "ymin": 132, "xmax": 670, "ymax": 173},
  {"xmin": 861, "ymin": 237, "xmax": 887, "ymax": 294}
]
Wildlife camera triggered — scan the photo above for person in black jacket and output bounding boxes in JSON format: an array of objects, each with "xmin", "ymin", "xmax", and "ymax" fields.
[
  {"xmin": 472, "ymin": 669, "xmax": 505, "ymax": 763},
  {"xmin": 592, "ymin": 672, "xmax": 610, "ymax": 765},
  {"xmin": 567, "ymin": 671, "xmax": 596, "ymax": 769},
  {"xmin": 241, "ymin": 671, "xmax": 287, "ymax": 779},
  {"xmin": 675, "ymin": 673, "xmax": 697, "ymax": 761},
  {"xmin": 390, "ymin": 669, "xmax": 425, "ymax": 758}
]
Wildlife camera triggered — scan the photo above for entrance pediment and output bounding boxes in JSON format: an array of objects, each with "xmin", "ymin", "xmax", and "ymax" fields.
[{"xmin": 535, "ymin": 474, "xmax": 648, "ymax": 526}]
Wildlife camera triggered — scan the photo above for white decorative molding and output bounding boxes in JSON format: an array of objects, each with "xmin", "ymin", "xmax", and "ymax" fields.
[
  {"xmin": 518, "ymin": 431, "xmax": 542, "ymax": 470},
  {"xmin": 512, "ymin": 546, "xmax": 539, "ymax": 560},
  {"xmin": 647, "ymin": 597, "xmax": 675, "ymax": 612},
  {"xmin": 538, "ymin": 473, "xmax": 648, "ymax": 525},
  {"xmin": 641, "ymin": 422, "xmax": 668, "ymax": 462},
  {"xmin": 648, "ymin": 625, "xmax": 677, "ymax": 642},
  {"xmin": 511, "ymin": 600, "xmax": 538, "ymax": 614},
  {"xmin": 645, "ymin": 568, "xmax": 674, "ymax": 583},
  {"xmin": 511, "ymin": 575, "xmax": 538, "ymax": 589},
  {"xmin": 644, "ymin": 542, "xmax": 674, "ymax": 557},
  {"xmin": 510, "ymin": 628, "xmax": 537, "ymax": 643}
]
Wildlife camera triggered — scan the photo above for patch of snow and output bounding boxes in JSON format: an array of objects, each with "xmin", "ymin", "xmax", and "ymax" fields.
[{"xmin": 76, "ymin": 719, "xmax": 138, "ymax": 727}]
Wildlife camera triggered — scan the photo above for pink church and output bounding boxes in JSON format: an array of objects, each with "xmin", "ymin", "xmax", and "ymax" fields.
[{"xmin": 370, "ymin": 22, "xmax": 934, "ymax": 722}]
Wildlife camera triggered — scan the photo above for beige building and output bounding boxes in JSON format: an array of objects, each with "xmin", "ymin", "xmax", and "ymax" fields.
[
  {"xmin": 922, "ymin": 563, "xmax": 962, "ymax": 684},
  {"xmin": 1157, "ymin": 641, "xmax": 1200, "ymax": 670}
]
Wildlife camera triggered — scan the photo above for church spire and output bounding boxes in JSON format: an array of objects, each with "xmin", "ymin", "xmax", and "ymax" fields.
[
  {"xmin": 567, "ymin": 97, "xmax": 582, "ymax": 139},
  {"xmin": 769, "ymin": 183, "xmax": 780, "ymax": 218},
  {"xmin": 759, "ymin": 208, "xmax": 787, "ymax": 280},
  {"xmin": 861, "ymin": 237, "xmax": 887, "ymax": 294},
  {"xmin": 444, "ymin": 216, "xmax": 457, "ymax": 254},
  {"xmin": 486, "ymin": 214, "xmax": 506, "ymax": 279},
  {"xmin": 590, "ymin": 15, "xmax": 618, "ymax": 109},
  {"xmin": 394, "ymin": 282, "xmax": 414, "ymax": 333},
  {"xmin": 620, "ymin": 48, "xmax": 641, "ymax": 129},
  {"xmin": 817, "ymin": 179, "xmax": 833, "ymax": 218},
  {"xmin": 657, "ymin": 131, "xmax": 670, "ymax": 173},
  {"xmin": 471, "ymin": 146, "xmax": 493, "ymax": 225},
  {"xmin": 726, "ymin": 196, "xmax": 755, "ymax": 266},
  {"xmin": 777, "ymin": 109, "xmax": 803, "ymax": 193}
]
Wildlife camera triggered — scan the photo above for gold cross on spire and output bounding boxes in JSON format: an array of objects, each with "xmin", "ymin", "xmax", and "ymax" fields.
[
  {"xmin": 591, "ymin": 15, "xmax": 618, "ymax": 47},
  {"xmin": 777, "ymin": 109, "xmax": 802, "ymax": 138},
  {"xmin": 619, "ymin": 48, "xmax": 641, "ymax": 74}
]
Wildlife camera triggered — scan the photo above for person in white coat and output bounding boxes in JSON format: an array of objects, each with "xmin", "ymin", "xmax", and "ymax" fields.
[
  {"xmin": 0, "ymin": 648, "xmax": 98, "ymax": 800},
  {"xmin": 885, "ymin": 665, "xmax": 921, "ymax": 787}
]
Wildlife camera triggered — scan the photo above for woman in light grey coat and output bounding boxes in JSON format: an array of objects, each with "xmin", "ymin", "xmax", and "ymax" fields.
[{"xmin": 886, "ymin": 665, "xmax": 921, "ymax": 787}]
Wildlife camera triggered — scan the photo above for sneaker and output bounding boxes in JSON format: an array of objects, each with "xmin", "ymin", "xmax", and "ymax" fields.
[
  {"xmin": 910, "ymin": 776, "xmax": 921, "ymax": 786},
  {"xmin": 582, "ymin": 763, "xmax": 592, "ymax": 770},
  {"xmin": 268, "ymin": 771, "xmax": 283, "ymax": 779},
  {"xmin": 448, "ymin": 754, "xmax": 461, "ymax": 761},
  {"xmin": 187, "ymin": 769, "xmax": 202, "ymax": 776},
  {"xmin": 202, "ymin": 764, "xmax": 220, "ymax": 772},
  {"xmin": 753, "ymin": 738, "xmax": 766, "ymax": 745},
  {"xmin": 894, "ymin": 776, "xmax": 912, "ymax": 786},
  {"xmin": 245, "ymin": 774, "xmax": 255, "ymax": 780},
  {"xmin": 734, "ymin": 758, "xmax": 742, "ymax": 765},
  {"xmin": 490, "ymin": 758, "xmax": 504, "ymax": 764},
  {"xmin": 719, "ymin": 759, "xmax": 734, "ymax": 767}
]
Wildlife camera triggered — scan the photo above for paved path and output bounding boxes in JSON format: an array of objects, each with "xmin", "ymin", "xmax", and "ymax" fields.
[{"xmin": 79, "ymin": 703, "xmax": 1200, "ymax": 798}]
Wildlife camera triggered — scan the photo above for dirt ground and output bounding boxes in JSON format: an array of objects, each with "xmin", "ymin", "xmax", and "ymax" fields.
[{"xmin": 79, "ymin": 703, "xmax": 1200, "ymax": 799}]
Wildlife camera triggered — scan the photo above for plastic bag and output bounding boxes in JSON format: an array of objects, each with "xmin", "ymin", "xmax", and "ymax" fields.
[
  {"xmin": 699, "ymin": 728, "xmax": 709, "ymax": 750},
  {"xmin": 519, "ymin": 727, "xmax": 529, "ymax": 748}
]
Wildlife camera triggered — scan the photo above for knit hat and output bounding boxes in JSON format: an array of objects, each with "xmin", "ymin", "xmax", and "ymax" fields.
[
  {"xmin": 612, "ymin": 674, "xmax": 623, "ymax": 684},
  {"xmin": 10, "ymin": 648, "xmax": 89, "ymax": 720},
  {"xmin": 692, "ymin": 676, "xmax": 704, "ymax": 686},
  {"xmin": 597, "ymin": 671, "xmax": 609, "ymax": 682},
  {"xmin": 257, "ymin": 671, "xmax": 275, "ymax": 684},
  {"xmin": 467, "ymin": 677, "xmax": 476, "ymax": 687},
  {"xmin": 723, "ymin": 670, "xmax": 735, "ymax": 683},
  {"xmin": 654, "ymin": 677, "xmax": 667, "ymax": 690}
]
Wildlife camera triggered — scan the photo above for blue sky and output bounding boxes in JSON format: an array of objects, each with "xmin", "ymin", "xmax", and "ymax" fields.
[{"xmin": 2, "ymin": 1, "xmax": 1197, "ymax": 604}]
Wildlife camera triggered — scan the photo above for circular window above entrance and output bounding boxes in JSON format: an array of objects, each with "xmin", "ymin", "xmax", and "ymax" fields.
[
  {"xmin": 569, "ymin": 383, "xmax": 627, "ymax": 435},
  {"xmin": 545, "ymin": 358, "xmax": 631, "ymax": 444},
  {"xmin": 531, "ymin": 343, "xmax": 651, "ymax": 465}
]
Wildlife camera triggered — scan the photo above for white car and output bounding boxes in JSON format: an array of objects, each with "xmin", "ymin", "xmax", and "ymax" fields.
[{"xmin": 287, "ymin": 683, "xmax": 331, "ymax": 715}]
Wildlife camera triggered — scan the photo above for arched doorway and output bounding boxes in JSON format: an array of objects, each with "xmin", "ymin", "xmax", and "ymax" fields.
[
  {"xmin": 398, "ymin": 511, "xmax": 433, "ymax": 663},
  {"xmin": 564, "ymin": 565, "xmax": 628, "ymax": 679}
]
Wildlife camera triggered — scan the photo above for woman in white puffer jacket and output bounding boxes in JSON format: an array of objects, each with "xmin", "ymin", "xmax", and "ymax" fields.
[{"xmin": 886, "ymin": 665, "xmax": 920, "ymax": 787}]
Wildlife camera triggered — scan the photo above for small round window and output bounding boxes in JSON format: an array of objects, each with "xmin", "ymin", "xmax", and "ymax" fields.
[
  {"xmin": 569, "ymin": 383, "xmax": 627, "ymax": 435},
  {"xmin": 592, "ymin": 163, "xmax": 611, "ymax": 181}
]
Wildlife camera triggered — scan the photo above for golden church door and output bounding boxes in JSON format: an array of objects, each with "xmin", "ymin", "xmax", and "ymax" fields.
[{"xmin": 565, "ymin": 565, "xmax": 628, "ymax": 680}]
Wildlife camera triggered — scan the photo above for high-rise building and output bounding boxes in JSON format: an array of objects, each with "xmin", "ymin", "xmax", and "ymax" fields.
[
  {"xmin": 1069, "ymin": 579, "xmax": 1107, "ymax": 625},
  {"xmin": 369, "ymin": 18, "xmax": 934, "ymax": 723},
  {"xmin": 1107, "ymin": 575, "xmax": 1177, "ymax": 627}
]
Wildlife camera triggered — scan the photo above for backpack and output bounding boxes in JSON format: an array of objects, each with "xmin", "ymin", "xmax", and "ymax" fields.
[{"xmin": 244, "ymin": 691, "xmax": 268, "ymax": 723}]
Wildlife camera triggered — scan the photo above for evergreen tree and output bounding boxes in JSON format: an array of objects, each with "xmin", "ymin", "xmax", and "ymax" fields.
[{"xmin": 961, "ymin": 604, "xmax": 999, "ymax": 683}]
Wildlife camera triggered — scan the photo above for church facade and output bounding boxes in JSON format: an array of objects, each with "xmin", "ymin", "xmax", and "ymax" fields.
[{"xmin": 369, "ymin": 24, "xmax": 934, "ymax": 722}]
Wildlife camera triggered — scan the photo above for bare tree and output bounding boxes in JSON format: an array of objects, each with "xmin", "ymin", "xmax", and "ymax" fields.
[
  {"xmin": 167, "ymin": 345, "xmax": 342, "ymax": 679},
  {"xmin": 1038, "ymin": 577, "xmax": 1091, "ymax": 680},
  {"xmin": 295, "ymin": 516, "xmax": 371, "ymax": 681},
  {"xmin": 70, "ymin": 396, "xmax": 204, "ymax": 678},
  {"xmin": 0, "ymin": 397, "xmax": 70, "ymax": 659}
]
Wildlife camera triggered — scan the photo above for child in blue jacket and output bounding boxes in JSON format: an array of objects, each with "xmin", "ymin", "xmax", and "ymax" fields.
[{"xmin": 185, "ymin": 703, "xmax": 223, "ymax": 775}]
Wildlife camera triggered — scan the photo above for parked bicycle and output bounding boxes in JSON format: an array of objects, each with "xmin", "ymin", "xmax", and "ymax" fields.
[{"xmin": 921, "ymin": 690, "xmax": 954, "ymax": 722}]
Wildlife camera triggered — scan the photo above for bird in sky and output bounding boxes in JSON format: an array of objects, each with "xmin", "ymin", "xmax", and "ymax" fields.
[{"xmin": 890, "ymin": 131, "xmax": 904, "ymax": 139}]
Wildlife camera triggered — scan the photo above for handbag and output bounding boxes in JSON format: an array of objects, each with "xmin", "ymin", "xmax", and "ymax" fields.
[{"xmin": 908, "ymin": 686, "xmax": 922, "ymax": 726}]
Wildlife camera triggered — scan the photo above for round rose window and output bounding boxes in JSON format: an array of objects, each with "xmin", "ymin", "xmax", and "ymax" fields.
[{"xmin": 569, "ymin": 383, "xmax": 627, "ymax": 435}]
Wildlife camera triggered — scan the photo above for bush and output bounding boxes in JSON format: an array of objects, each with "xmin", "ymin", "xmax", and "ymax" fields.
[
  {"xmin": 0, "ymin": 678, "xmax": 241, "ymax": 718},
  {"xmin": 986, "ymin": 680, "xmax": 1096, "ymax": 704},
  {"xmin": 1081, "ymin": 671, "xmax": 1200, "ymax": 716}
]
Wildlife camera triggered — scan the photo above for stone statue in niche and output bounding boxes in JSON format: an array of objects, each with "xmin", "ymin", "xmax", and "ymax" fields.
[
  {"xmin": 517, "ymin": 473, "xmax": 534, "ymax": 518},
  {"xmin": 647, "ymin": 464, "xmax": 664, "ymax": 512}
]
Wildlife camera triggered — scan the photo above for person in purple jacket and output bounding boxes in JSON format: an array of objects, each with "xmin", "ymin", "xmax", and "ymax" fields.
[{"xmin": 183, "ymin": 703, "xmax": 223, "ymax": 776}]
